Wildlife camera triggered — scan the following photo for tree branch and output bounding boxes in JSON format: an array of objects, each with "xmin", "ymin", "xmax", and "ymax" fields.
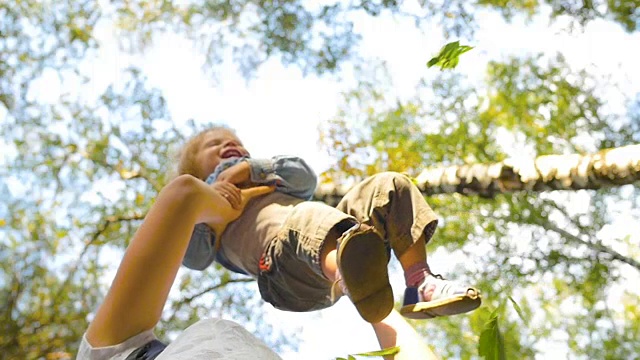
[
  {"xmin": 314, "ymin": 144, "xmax": 640, "ymax": 205},
  {"xmin": 166, "ymin": 277, "xmax": 254, "ymax": 323},
  {"xmin": 47, "ymin": 213, "xmax": 145, "ymax": 324},
  {"xmin": 183, "ymin": 278, "xmax": 254, "ymax": 305},
  {"xmin": 538, "ymin": 220, "xmax": 640, "ymax": 271},
  {"xmin": 0, "ymin": 273, "xmax": 24, "ymax": 351}
]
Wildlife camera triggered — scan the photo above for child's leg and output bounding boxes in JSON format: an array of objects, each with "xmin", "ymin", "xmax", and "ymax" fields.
[
  {"xmin": 255, "ymin": 203, "xmax": 354, "ymax": 313},
  {"xmin": 337, "ymin": 172, "xmax": 480, "ymax": 319},
  {"xmin": 336, "ymin": 172, "xmax": 438, "ymax": 267},
  {"xmin": 256, "ymin": 201, "xmax": 393, "ymax": 322},
  {"xmin": 397, "ymin": 235, "xmax": 428, "ymax": 272},
  {"xmin": 319, "ymin": 227, "xmax": 339, "ymax": 281},
  {"xmin": 330, "ymin": 222, "xmax": 394, "ymax": 323}
]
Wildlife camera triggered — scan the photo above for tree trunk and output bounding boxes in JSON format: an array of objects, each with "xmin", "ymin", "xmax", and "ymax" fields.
[{"xmin": 314, "ymin": 144, "xmax": 640, "ymax": 205}]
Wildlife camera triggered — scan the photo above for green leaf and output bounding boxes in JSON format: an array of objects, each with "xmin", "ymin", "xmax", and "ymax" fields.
[
  {"xmin": 354, "ymin": 346, "xmax": 401, "ymax": 357},
  {"xmin": 478, "ymin": 310, "xmax": 506, "ymax": 360},
  {"xmin": 508, "ymin": 296, "xmax": 527, "ymax": 324},
  {"xmin": 427, "ymin": 57, "xmax": 439, "ymax": 67},
  {"xmin": 427, "ymin": 41, "xmax": 474, "ymax": 70},
  {"xmin": 336, "ymin": 346, "xmax": 400, "ymax": 359}
]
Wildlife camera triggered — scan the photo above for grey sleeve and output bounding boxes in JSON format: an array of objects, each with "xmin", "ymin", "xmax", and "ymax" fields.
[{"xmin": 247, "ymin": 156, "xmax": 318, "ymax": 200}]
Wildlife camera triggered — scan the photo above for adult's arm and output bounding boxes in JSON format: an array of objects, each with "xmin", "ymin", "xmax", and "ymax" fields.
[
  {"xmin": 85, "ymin": 175, "xmax": 273, "ymax": 347},
  {"xmin": 371, "ymin": 309, "xmax": 439, "ymax": 360}
]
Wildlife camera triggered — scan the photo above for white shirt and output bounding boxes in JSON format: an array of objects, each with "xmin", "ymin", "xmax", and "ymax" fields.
[{"xmin": 77, "ymin": 318, "xmax": 282, "ymax": 360}]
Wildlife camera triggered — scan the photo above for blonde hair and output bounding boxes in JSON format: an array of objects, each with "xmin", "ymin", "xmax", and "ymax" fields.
[{"xmin": 172, "ymin": 125, "xmax": 234, "ymax": 180}]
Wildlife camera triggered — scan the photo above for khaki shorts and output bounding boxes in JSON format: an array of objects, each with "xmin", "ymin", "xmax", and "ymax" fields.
[
  {"xmin": 258, "ymin": 201, "xmax": 353, "ymax": 311},
  {"xmin": 257, "ymin": 172, "xmax": 438, "ymax": 312}
]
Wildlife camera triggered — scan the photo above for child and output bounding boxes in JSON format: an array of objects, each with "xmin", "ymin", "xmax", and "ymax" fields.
[
  {"xmin": 79, "ymin": 159, "xmax": 439, "ymax": 359},
  {"xmin": 179, "ymin": 126, "xmax": 481, "ymax": 324}
]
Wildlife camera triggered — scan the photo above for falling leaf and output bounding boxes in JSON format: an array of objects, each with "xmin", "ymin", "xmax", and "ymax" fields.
[{"xmin": 427, "ymin": 41, "xmax": 474, "ymax": 70}]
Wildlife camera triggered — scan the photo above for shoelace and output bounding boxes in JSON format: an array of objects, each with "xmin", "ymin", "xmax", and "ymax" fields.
[
  {"xmin": 330, "ymin": 271, "xmax": 347, "ymax": 303},
  {"xmin": 418, "ymin": 273, "xmax": 448, "ymax": 302}
]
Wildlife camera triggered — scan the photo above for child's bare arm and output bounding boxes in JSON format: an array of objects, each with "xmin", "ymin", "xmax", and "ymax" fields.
[{"xmin": 86, "ymin": 175, "xmax": 273, "ymax": 347}]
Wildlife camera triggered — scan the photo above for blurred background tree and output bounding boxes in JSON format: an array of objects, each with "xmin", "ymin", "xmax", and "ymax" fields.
[
  {"xmin": 318, "ymin": 53, "xmax": 640, "ymax": 358},
  {"xmin": 1, "ymin": 0, "xmax": 638, "ymax": 359}
]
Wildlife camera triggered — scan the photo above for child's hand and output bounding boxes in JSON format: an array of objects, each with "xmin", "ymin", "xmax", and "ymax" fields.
[
  {"xmin": 209, "ymin": 181, "xmax": 241, "ymax": 209},
  {"xmin": 216, "ymin": 160, "xmax": 252, "ymax": 187}
]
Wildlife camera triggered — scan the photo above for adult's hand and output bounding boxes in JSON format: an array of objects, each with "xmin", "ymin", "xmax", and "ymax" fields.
[
  {"xmin": 210, "ymin": 181, "xmax": 241, "ymax": 209},
  {"xmin": 206, "ymin": 185, "xmax": 275, "ymax": 236}
]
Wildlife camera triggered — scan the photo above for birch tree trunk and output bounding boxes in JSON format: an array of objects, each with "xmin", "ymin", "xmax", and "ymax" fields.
[{"xmin": 314, "ymin": 144, "xmax": 640, "ymax": 205}]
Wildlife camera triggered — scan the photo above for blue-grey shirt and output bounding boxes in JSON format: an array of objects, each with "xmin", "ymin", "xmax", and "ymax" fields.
[{"xmin": 182, "ymin": 156, "xmax": 318, "ymax": 274}]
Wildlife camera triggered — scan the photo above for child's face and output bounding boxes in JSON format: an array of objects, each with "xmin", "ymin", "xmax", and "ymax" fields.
[{"xmin": 196, "ymin": 129, "xmax": 250, "ymax": 178}]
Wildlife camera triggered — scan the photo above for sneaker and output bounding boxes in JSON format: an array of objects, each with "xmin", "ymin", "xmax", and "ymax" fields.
[
  {"xmin": 333, "ymin": 223, "xmax": 394, "ymax": 323},
  {"xmin": 400, "ymin": 274, "xmax": 481, "ymax": 319}
]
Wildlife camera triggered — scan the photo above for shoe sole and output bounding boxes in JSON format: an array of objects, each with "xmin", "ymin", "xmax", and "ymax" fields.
[
  {"xmin": 338, "ymin": 227, "xmax": 393, "ymax": 323},
  {"xmin": 400, "ymin": 291, "xmax": 482, "ymax": 320}
]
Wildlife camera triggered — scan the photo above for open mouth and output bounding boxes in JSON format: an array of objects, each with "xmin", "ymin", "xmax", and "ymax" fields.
[{"xmin": 221, "ymin": 149, "xmax": 244, "ymax": 158}]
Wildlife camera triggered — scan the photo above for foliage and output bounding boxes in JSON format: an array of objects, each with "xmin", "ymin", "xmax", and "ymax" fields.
[
  {"xmin": 2, "ymin": 0, "xmax": 640, "ymax": 359},
  {"xmin": 0, "ymin": 66, "xmax": 294, "ymax": 358},
  {"xmin": 319, "ymin": 54, "xmax": 640, "ymax": 358},
  {"xmin": 478, "ymin": 310, "xmax": 505, "ymax": 360},
  {"xmin": 109, "ymin": 0, "xmax": 636, "ymax": 77},
  {"xmin": 0, "ymin": 0, "xmax": 99, "ymax": 113},
  {"xmin": 336, "ymin": 346, "xmax": 400, "ymax": 360},
  {"xmin": 477, "ymin": 296, "xmax": 529, "ymax": 360}
]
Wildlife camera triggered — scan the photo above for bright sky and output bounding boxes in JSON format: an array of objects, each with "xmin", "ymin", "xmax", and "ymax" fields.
[{"xmin": 45, "ymin": 4, "xmax": 640, "ymax": 359}]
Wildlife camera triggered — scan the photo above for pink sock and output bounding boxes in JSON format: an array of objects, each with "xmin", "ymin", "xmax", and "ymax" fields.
[{"xmin": 404, "ymin": 262, "xmax": 430, "ymax": 287}]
